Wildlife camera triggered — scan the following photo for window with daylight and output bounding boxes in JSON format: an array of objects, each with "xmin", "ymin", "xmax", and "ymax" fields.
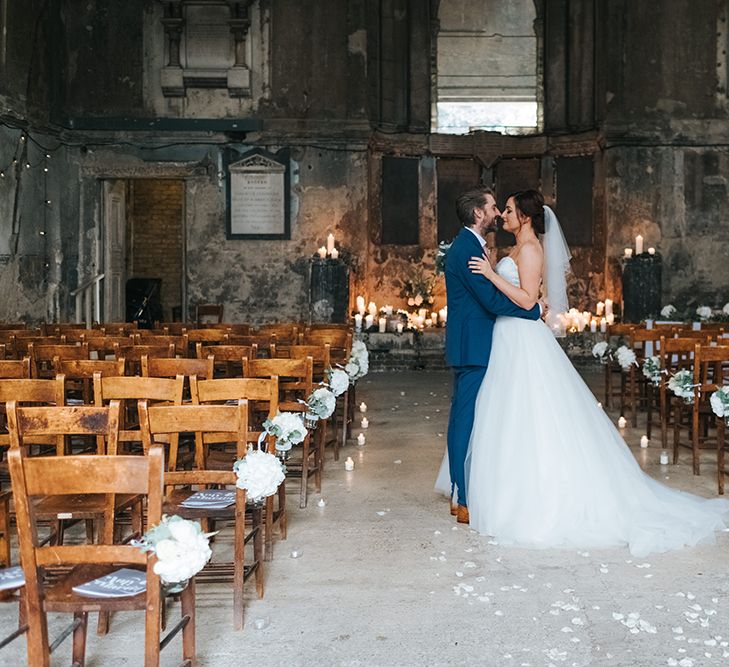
[{"xmin": 435, "ymin": 0, "xmax": 539, "ymax": 135}]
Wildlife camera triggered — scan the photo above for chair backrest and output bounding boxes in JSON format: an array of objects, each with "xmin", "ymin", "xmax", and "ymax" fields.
[
  {"xmin": 28, "ymin": 342, "xmax": 90, "ymax": 378},
  {"xmin": 247, "ymin": 357, "xmax": 313, "ymax": 412},
  {"xmin": 141, "ymin": 355, "xmax": 215, "ymax": 381},
  {"xmin": 196, "ymin": 344, "xmax": 258, "ymax": 377},
  {"xmin": 302, "ymin": 329, "xmax": 352, "ymax": 351},
  {"xmin": 190, "ymin": 376, "xmax": 279, "ymax": 448},
  {"xmin": 94, "ymin": 322, "xmax": 139, "ymax": 335},
  {"xmin": 0, "ymin": 323, "xmax": 27, "ymax": 331},
  {"xmin": 693, "ymin": 344, "xmax": 729, "ymax": 394},
  {"xmin": 133, "ymin": 334, "xmax": 189, "ymax": 357},
  {"xmin": 94, "ymin": 374, "xmax": 184, "ymax": 454},
  {"xmin": 672, "ymin": 329, "xmax": 713, "ymax": 339},
  {"xmin": 53, "ymin": 358, "xmax": 126, "ymax": 406},
  {"xmin": 196, "ymin": 304, "xmax": 224, "ymax": 326},
  {"xmin": 0, "ymin": 358, "xmax": 31, "ymax": 379},
  {"xmin": 114, "ymin": 343, "xmax": 175, "ymax": 362},
  {"xmin": 139, "ymin": 401, "xmax": 248, "ymax": 471},
  {"xmin": 660, "ymin": 336, "xmax": 706, "ymax": 378},
  {"xmin": 185, "ymin": 329, "xmax": 230, "ymax": 344},
  {"xmin": 83, "ymin": 335, "xmax": 134, "ymax": 357},
  {"xmin": 224, "ymin": 334, "xmax": 273, "ymax": 350},
  {"xmin": 8, "ymin": 436, "xmax": 162, "ymax": 621},
  {"xmin": 256, "ymin": 323, "xmax": 299, "ymax": 344},
  {"xmin": 272, "ymin": 344, "xmax": 330, "ymax": 381}
]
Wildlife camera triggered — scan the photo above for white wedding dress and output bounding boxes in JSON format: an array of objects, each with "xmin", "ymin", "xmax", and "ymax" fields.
[{"xmin": 437, "ymin": 256, "xmax": 729, "ymax": 557}]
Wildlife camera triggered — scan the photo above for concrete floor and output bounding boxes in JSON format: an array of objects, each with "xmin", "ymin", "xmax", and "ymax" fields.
[{"xmin": 2, "ymin": 369, "xmax": 729, "ymax": 666}]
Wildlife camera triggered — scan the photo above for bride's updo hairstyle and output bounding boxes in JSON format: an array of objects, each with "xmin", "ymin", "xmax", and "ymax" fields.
[{"xmin": 511, "ymin": 189, "xmax": 546, "ymax": 234}]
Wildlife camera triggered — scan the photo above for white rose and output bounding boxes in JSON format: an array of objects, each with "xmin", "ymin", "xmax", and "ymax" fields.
[
  {"xmin": 696, "ymin": 306, "xmax": 712, "ymax": 320},
  {"xmin": 592, "ymin": 341, "xmax": 608, "ymax": 358},
  {"xmin": 235, "ymin": 449, "xmax": 286, "ymax": 502},
  {"xmin": 154, "ymin": 539, "xmax": 179, "ymax": 562},
  {"xmin": 328, "ymin": 369, "xmax": 350, "ymax": 396},
  {"xmin": 711, "ymin": 392, "xmax": 726, "ymax": 418},
  {"xmin": 660, "ymin": 304, "xmax": 676, "ymax": 318},
  {"xmin": 723, "ymin": 303, "xmax": 729, "ymax": 315},
  {"xmin": 615, "ymin": 345, "xmax": 637, "ymax": 370},
  {"xmin": 168, "ymin": 518, "xmax": 199, "ymax": 545}
]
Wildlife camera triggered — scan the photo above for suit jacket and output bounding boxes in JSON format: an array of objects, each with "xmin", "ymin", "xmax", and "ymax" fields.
[{"xmin": 445, "ymin": 227, "xmax": 540, "ymax": 367}]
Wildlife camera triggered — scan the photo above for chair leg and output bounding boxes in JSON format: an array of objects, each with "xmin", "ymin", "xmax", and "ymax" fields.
[
  {"xmin": 314, "ymin": 432, "xmax": 322, "ymax": 494},
  {"xmin": 300, "ymin": 438, "xmax": 310, "ymax": 509},
  {"xmin": 233, "ymin": 513, "xmax": 245, "ymax": 631},
  {"xmin": 692, "ymin": 403, "xmax": 701, "ymax": 476},
  {"xmin": 253, "ymin": 504, "xmax": 264, "ymax": 599},
  {"xmin": 340, "ymin": 390, "xmax": 349, "ymax": 453},
  {"xmin": 72, "ymin": 611, "xmax": 88, "ymax": 667},
  {"xmin": 719, "ymin": 421, "xmax": 726, "ymax": 495},
  {"xmin": 278, "ymin": 481, "xmax": 287, "ymax": 540},
  {"xmin": 630, "ymin": 367, "xmax": 637, "ymax": 427},
  {"xmin": 26, "ymin": 606, "xmax": 51, "ymax": 667},
  {"xmin": 85, "ymin": 520, "xmax": 94, "ymax": 544},
  {"xmin": 144, "ymin": 586, "xmax": 162, "ymax": 667},
  {"xmin": 673, "ymin": 405, "xmax": 681, "ymax": 465},
  {"xmin": 180, "ymin": 579, "xmax": 196, "ymax": 665},
  {"xmin": 646, "ymin": 385, "xmax": 653, "ymax": 440},
  {"xmin": 96, "ymin": 610, "xmax": 110, "ymax": 636},
  {"xmin": 604, "ymin": 363, "xmax": 611, "ymax": 409},
  {"xmin": 264, "ymin": 496, "xmax": 273, "ymax": 562}
]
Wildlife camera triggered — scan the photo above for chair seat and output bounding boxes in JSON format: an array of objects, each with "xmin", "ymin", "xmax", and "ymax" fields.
[
  {"xmin": 33, "ymin": 493, "xmax": 141, "ymax": 520},
  {"xmin": 163, "ymin": 489, "xmax": 236, "ymax": 519},
  {"xmin": 43, "ymin": 564, "xmax": 147, "ymax": 613}
]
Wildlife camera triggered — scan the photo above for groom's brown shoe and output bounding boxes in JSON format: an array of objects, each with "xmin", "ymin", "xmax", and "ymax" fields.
[{"xmin": 456, "ymin": 505, "xmax": 470, "ymax": 524}]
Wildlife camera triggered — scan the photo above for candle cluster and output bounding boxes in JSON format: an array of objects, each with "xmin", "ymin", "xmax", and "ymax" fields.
[
  {"xmin": 623, "ymin": 235, "xmax": 656, "ymax": 258},
  {"xmin": 353, "ymin": 295, "xmax": 447, "ymax": 333},
  {"xmin": 559, "ymin": 298, "xmax": 614, "ymax": 334},
  {"xmin": 316, "ymin": 233, "xmax": 340, "ymax": 259}
]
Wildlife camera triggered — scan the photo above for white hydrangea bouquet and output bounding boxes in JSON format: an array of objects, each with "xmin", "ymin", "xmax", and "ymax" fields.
[
  {"xmin": 301, "ymin": 386, "xmax": 337, "ymax": 427},
  {"xmin": 642, "ymin": 356, "xmax": 662, "ymax": 386},
  {"xmin": 134, "ymin": 515, "xmax": 213, "ymax": 587},
  {"xmin": 711, "ymin": 387, "xmax": 729, "ymax": 426},
  {"xmin": 668, "ymin": 370, "xmax": 696, "ymax": 404},
  {"xmin": 435, "ymin": 240, "xmax": 452, "ymax": 275},
  {"xmin": 262, "ymin": 411, "xmax": 308, "ymax": 452},
  {"xmin": 345, "ymin": 340, "xmax": 369, "ymax": 382},
  {"xmin": 615, "ymin": 345, "xmax": 637, "ymax": 371},
  {"xmin": 660, "ymin": 304, "xmax": 677, "ymax": 319},
  {"xmin": 592, "ymin": 341, "xmax": 614, "ymax": 364},
  {"xmin": 233, "ymin": 447, "xmax": 286, "ymax": 503},
  {"xmin": 326, "ymin": 368, "xmax": 350, "ymax": 397},
  {"xmin": 696, "ymin": 305, "xmax": 713, "ymax": 320}
]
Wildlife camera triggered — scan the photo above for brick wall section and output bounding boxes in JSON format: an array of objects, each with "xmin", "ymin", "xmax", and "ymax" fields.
[{"xmin": 127, "ymin": 180, "xmax": 183, "ymax": 321}]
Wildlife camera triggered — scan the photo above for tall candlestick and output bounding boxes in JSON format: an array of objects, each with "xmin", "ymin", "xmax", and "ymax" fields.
[
  {"xmin": 354, "ymin": 313, "xmax": 363, "ymax": 331},
  {"xmin": 368, "ymin": 302, "xmax": 377, "ymax": 317},
  {"xmin": 326, "ymin": 233, "xmax": 335, "ymax": 255},
  {"xmin": 606, "ymin": 313, "xmax": 615, "ymax": 325},
  {"xmin": 600, "ymin": 317, "xmax": 607, "ymax": 333},
  {"xmin": 378, "ymin": 317, "xmax": 386, "ymax": 333},
  {"xmin": 596, "ymin": 301, "xmax": 605, "ymax": 316},
  {"xmin": 439, "ymin": 307, "xmax": 448, "ymax": 325},
  {"xmin": 364, "ymin": 314, "xmax": 374, "ymax": 330},
  {"xmin": 604, "ymin": 299, "xmax": 613, "ymax": 318},
  {"xmin": 590, "ymin": 319, "xmax": 597, "ymax": 333},
  {"xmin": 356, "ymin": 296, "xmax": 366, "ymax": 314},
  {"xmin": 635, "ymin": 234, "xmax": 643, "ymax": 255}
]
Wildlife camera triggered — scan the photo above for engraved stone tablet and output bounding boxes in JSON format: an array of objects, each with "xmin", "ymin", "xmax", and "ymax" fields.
[{"xmin": 228, "ymin": 153, "xmax": 287, "ymax": 237}]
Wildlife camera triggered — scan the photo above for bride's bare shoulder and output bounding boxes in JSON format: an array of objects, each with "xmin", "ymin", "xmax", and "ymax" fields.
[{"xmin": 516, "ymin": 240, "xmax": 543, "ymax": 268}]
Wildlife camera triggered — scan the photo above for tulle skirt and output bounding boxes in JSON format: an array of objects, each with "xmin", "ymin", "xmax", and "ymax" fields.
[{"xmin": 436, "ymin": 316, "xmax": 729, "ymax": 557}]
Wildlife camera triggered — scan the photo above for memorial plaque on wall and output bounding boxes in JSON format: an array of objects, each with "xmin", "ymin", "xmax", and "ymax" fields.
[
  {"xmin": 184, "ymin": 4, "xmax": 233, "ymax": 71},
  {"xmin": 226, "ymin": 148, "xmax": 291, "ymax": 239},
  {"xmin": 436, "ymin": 158, "xmax": 481, "ymax": 243},
  {"xmin": 495, "ymin": 158, "xmax": 540, "ymax": 247}
]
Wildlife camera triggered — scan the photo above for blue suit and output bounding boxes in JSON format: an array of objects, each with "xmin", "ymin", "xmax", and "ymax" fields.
[{"xmin": 445, "ymin": 227, "xmax": 540, "ymax": 506}]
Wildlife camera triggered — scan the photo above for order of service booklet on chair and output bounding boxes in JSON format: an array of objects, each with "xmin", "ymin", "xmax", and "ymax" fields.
[
  {"xmin": 180, "ymin": 489, "xmax": 236, "ymax": 509},
  {"xmin": 0, "ymin": 566, "xmax": 25, "ymax": 591},
  {"xmin": 72, "ymin": 568, "xmax": 147, "ymax": 598}
]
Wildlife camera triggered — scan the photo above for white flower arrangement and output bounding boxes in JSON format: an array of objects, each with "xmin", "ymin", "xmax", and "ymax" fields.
[
  {"xmin": 615, "ymin": 345, "xmax": 637, "ymax": 370},
  {"xmin": 262, "ymin": 411, "xmax": 307, "ymax": 452},
  {"xmin": 134, "ymin": 515, "xmax": 213, "ymax": 585},
  {"xmin": 668, "ymin": 370, "xmax": 696, "ymax": 404},
  {"xmin": 233, "ymin": 447, "xmax": 286, "ymax": 503},
  {"xmin": 326, "ymin": 368, "xmax": 350, "ymax": 397},
  {"xmin": 592, "ymin": 341, "xmax": 612, "ymax": 364},
  {"xmin": 304, "ymin": 387, "xmax": 337, "ymax": 420},
  {"xmin": 723, "ymin": 303, "xmax": 729, "ymax": 316},
  {"xmin": 435, "ymin": 240, "xmax": 452, "ymax": 275},
  {"xmin": 642, "ymin": 356, "xmax": 662, "ymax": 386},
  {"xmin": 660, "ymin": 304, "xmax": 677, "ymax": 319},
  {"xmin": 710, "ymin": 386, "xmax": 729, "ymax": 425},
  {"xmin": 696, "ymin": 305, "xmax": 713, "ymax": 320},
  {"xmin": 345, "ymin": 340, "xmax": 369, "ymax": 382}
]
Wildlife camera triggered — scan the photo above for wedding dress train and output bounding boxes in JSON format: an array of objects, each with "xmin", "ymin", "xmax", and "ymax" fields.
[{"xmin": 436, "ymin": 256, "xmax": 729, "ymax": 557}]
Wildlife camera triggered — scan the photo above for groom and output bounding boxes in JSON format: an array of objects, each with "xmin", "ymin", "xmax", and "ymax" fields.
[{"xmin": 445, "ymin": 188, "xmax": 542, "ymax": 523}]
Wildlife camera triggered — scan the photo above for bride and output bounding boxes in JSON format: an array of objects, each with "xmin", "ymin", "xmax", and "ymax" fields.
[{"xmin": 437, "ymin": 189, "xmax": 729, "ymax": 557}]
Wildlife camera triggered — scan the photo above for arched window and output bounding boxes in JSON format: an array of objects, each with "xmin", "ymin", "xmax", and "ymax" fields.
[{"xmin": 435, "ymin": 0, "xmax": 539, "ymax": 135}]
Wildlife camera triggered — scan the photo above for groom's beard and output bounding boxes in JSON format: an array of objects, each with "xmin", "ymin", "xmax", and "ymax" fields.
[{"xmin": 485, "ymin": 215, "xmax": 504, "ymax": 234}]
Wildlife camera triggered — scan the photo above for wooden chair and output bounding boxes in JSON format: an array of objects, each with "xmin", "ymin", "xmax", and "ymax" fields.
[
  {"xmin": 689, "ymin": 344, "xmax": 729, "ymax": 491},
  {"xmin": 7, "ymin": 433, "xmax": 195, "ymax": 666},
  {"xmin": 196, "ymin": 343, "xmax": 258, "ymax": 377},
  {"xmin": 628, "ymin": 328, "xmax": 666, "ymax": 435},
  {"xmin": 256, "ymin": 324, "xmax": 300, "ymax": 345},
  {"xmin": 94, "ymin": 322, "xmax": 139, "ymax": 335},
  {"xmin": 195, "ymin": 304, "xmax": 224, "ymax": 326},
  {"xmin": 185, "ymin": 329, "xmax": 230, "ymax": 347},
  {"xmin": 82, "ymin": 335, "xmax": 134, "ymax": 360},
  {"xmin": 247, "ymin": 357, "xmax": 319, "ymax": 508},
  {"xmin": 28, "ymin": 342, "xmax": 90, "ymax": 379},
  {"xmin": 139, "ymin": 401, "xmax": 263, "ymax": 631},
  {"xmin": 12, "ymin": 336, "xmax": 66, "ymax": 358},
  {"xmin": 225, "ymin": 334, "xmax": 274, "ymax": 354},
  {"xmin": 53, "ymin": 358, "xmax": 126, "ymax": 406},
  {"xmin": 0, "ymin": 323, "xmax": 27, "ymax": 331},
  {"xmin": 114, "ymin": 343, "xmax": 175, "ymax": 376},
  {"xmin": 190, "ymin": 376, "xmax": 285, "ymax": 560},
  {"xmin": 0, "ymin": 358, "xmax": 31, "ymax": 379},
  {"xmin": 133, "ymin": 334, "xmax": 189, "ymax": 358},
  {"xmin": 93, "ymin": 374, "xmax": 185, "ymax": 467},
  {"xmin": 659, "ymin": 336, "xmax": 707, "ymax": 471}
]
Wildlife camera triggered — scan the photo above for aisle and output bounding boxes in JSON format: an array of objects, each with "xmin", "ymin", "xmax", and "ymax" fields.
[
  {"xmin": 205, "ymin": 370, "xmax": 729, "ymax": 667},
  {"xmin": 2, "ymin": 370, "xmax": 728, "ymax": 666}
]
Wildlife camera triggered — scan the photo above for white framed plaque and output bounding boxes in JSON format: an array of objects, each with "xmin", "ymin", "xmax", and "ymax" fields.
[{"xmin": 226, "ymin": 148, "xmax": 290, "ymax": 239}]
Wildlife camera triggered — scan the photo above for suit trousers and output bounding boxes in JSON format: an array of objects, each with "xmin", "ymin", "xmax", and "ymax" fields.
[{"xmin": 447, "ymin": 365, "xmax": 487, "ymax": 506}]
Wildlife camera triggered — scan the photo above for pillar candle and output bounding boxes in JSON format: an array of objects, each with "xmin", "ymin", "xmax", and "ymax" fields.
[
  {"xmin": 378, "ymin": 317, "xmax": 386, "ymax": 333},
  {"xmin": 640, "ymin": 435, "xmax": 649, "ymax": 448},
  {"xmin": 431, "ymin": 311, "xmax": 438, "ymax": 324},
  {"xmin": 418, "ymin": 308, "xmax": 427, "ymax": 319},
  {"xmin": 364, "ymin": 314, "xmax": 374, "ymax": 330},
  {"xmin": 344, "ymin": 456, "xmax": 354, "ymax": 471},
  {"xmin": 606, "ymin": 313, "xmax": 615, "ymax": 325},
  {"xmin": 396, "ymin": 322, "xmax": 404, "ymax": 333},
  {"xmin": 317, "ymin": 246, "xmax": 327, "ymax": 258},
  {"xmin": 596, "ymin": 301, "xmax": 605, "ymax": 316},
  {"xmin": 659, "ymin": 451, "xmax": 669, "ymax": 465},
  {"xmin": 359, "ymin": 402, "xmax": 367, "ymax": 413},
  {"xmin": 356, "ymin": 296, "xmax": 366, "ymax": 313},
  {"xmin": 368, "ymin": 302, "xmax": 377, "ymax": 317},
  {"xmin": 604, "ymin": 299, "xmax": 613, "ymax": 318},
  {"xmin": 425, "ymin": 318, "xmax": 433, "ymax": 328},
  {"xmin": 361, "ymin": 417, "xmax": 369, "ymax": 429},
  {"xmin": 326, "ymin": 233, "xmax": 335, "ymax": 255},
  {"xmin": 600, "ymin": 318, "xmax": 607, "ymax": 333},
  {"xmin": 618, "ymin": 416, "xmax": 627, "ymax": 428},
  {"xmin": 635, "ymin": 234, "xmax": 643, "ymax": 255},
  {"xmin": 439, "ymin": 307, "xmax": 448, "ymax": 325},
  {"xmin": 330, "ymin": 248, "xmax": 339, "ymax": 260},
  {"xmin": 624, "ymin": 248, "xmax": 633, "ymax": 258},
  {"xmin": 354, "ymin": 314, "xmax": 363, "ymax": 331},
  {"xmin": 357, "ymin": 433, "xmax": 366, "ymax": 446},
  {"xmin": 590, "ymin": 319, "xmax": 597, "ymax": 333},
  {"xmin": 648, "ymin": 247, "xmax": 655, "ymax": 255},
  {"xmin": 384, "ymin": 305, "xmax": 393, "ymax": 316}
]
